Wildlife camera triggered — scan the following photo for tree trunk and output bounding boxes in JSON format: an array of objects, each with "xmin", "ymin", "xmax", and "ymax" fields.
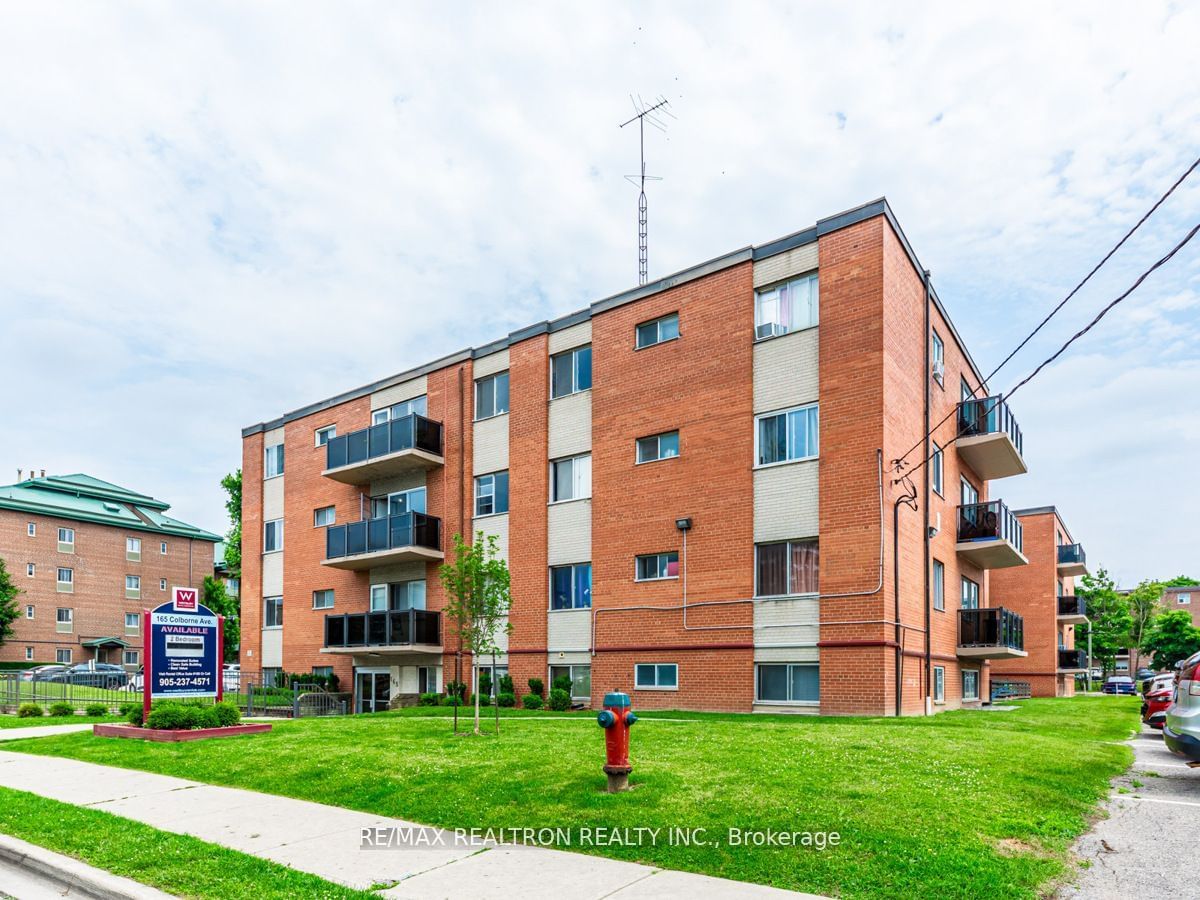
[{"xmin": 473, "ymin": 657, "xmax": 481, "ymax": 735}]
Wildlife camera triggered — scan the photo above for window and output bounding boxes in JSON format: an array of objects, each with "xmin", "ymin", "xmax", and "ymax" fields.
[
  {"xmin": 756, "ymin": 404, "xmax": 819, "ymax": 465},
  {"xmin": 932, "ymin": 330, "xmax": 945, "ymax": 385},
  {"xmin": 635, "ymin": 663, "xmax": 678, "ymax": 690},
  {"xmin": 933, "ymin": 666, "xmax": 945, "ymax": 702},
  {"xmin": 315, "ymin": 425, "xmax": 337, "ymax": 446},
  {"xmin": 636, "ymin": 312, "xmax": 680, "ymax": 349},
  {"xmin": 961, "ymin": 577, "xmax": 980, "ymax": 609},
  {"xmin": 1179, "ymin": 593, "xmax": 1192, "ymax": 605},
  {"xmin": 963, "ymin": 670, "xmax": 979, "ymax": 701},
  {"xmin": 25, "ymin": 647, "xmax": 33, "ymax": 661},
  {"xmin": 373, "ymin": 396, "xmax": 427, "ymax": 424},
  {"xmin": 551, "ymin": 454, "xmax": 591, "ymax": 502},
  {"xmin": 125, "ymin": 612, "xmax": 140, "ymax": 630},
  {"xmin": 126, "ymin": 536, "xmax": 141, "ymax": 559},
  {"xmin": 755, "ymin": 540, "xmax": 819, "ymax": 597},
  {"xmin": 263, "ymin": 667, "xmax": 283, "ymax": 687},
  {"xmin": 474, "ymin": 472, "xmax": 510, "ymax": 517},
  {"xmin": 57, "ymin": 567, "xmax": 73, "ymax": 590},
  {"xmin": 25, "ymin": 605, "xmax": 34, "ymax": 619},
  {"xmin": 549, "ymin": 664, "xmax": 591, "ymax": 700},
  {"xmin": 312, "ymin": 589, "xmax": 335, "ymax": 610},
  {"xmin": 475, "ymin": 372, "xmax": 510, "ymax": 419},
  {"xmin": 550, "ymin": 564, "xmax": 592, "ymax": 610},
  {"xmin": 932, "ymin": 442, "xmax": 943, "ymax": 495},
  {"xmin": 961, "ymin": 377, "xmax": 974, "ymax": 403},
  {"xmin": 636, "ymin": 431, "xmax": 679, "ymax": 464},
  {"xmin": 123, "ymin": 649, "xmax": 139, "ymax": 666},
  {"xmin": 58, "ymin": 527, "xmax": 74, "ymax": 549},
  {"xmin": 27, "ymin": 522, "xmax": 35, "ymax": 536},
  {"xmin": 160, "ymin": 578, "xmax": 167, "ymax": 591},
  {"xmin": 56, "ymin": 607, "xmax": 72, "ymax": 625},
  {"xmin": 370, "ymin": 584, "xmax": 388, "ymax": 612},
  {"xmin": 56, "ymin": 648, "xmax": 72, "ymax": 664},
  {"xmin": 960, "ymin": 477, "xmax": 978, "ymax": 507},
  {"xmin": 933, "ymin": 560, "xmax": 945, "ymax": 611},
  {"xmin": 263, "ymin": 596, "xmax": 283, "ymax": 628},
  {"xmin": 264, "ymin": 519, "xmax": 283, "ymax": 552},
  {"xmin": 314, "ymin": 506, "xmax": 336, "ymax": 527},
  {"xmin": 26, "ymin": 563, "xmax": 34, "ymax": 577},
  {"xmin": 754, "ymin": 272, "xmax": 818, "ymax": 339},
  {"xmin": 371, "ymin": 487, "xmax": 426, "ymax": 519},
  {"xmin": 125, "ymin": 575, "xmax": 140, "ymax": 595},
  {"xmin": 550, "ymin": 346, "xmax": 592, "ymax": 399},
  {"xmin": 160, "ymin": 541, "xmax": 168, "ymax": 554},
  {"xmin": 264, "ymin": 443, "xmax": 285, "ymax": 478},
  {"xmin": 756, "ymin": 663, "xmax": 819, "ymax": 703},
  {"xmin": 636, "ymin": 552, "xmax": 679, "ymax": 582},
  {"xmin": 372, "ymin": 580, "xmax": 426, "ymax": 611},
  {"xmin": 475, "ymin": 663, "xmax": 507, "ymax": 696},
  {"xmin": 312, "ymin": 666, "xmax": 333, "ymax": 679}
]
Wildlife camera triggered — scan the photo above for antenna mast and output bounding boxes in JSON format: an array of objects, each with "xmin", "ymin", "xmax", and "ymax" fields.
[{"xmin": 620, "ymin": 95, "xmax": 674, "ymax": 285}]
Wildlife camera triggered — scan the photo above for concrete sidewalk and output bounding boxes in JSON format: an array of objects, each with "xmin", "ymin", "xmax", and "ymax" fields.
[
  {"xmin": 0, "ymin": 723, "xmax": 95, "ymax": 742},
  {"xmin": 0, "ymin": 750, "xmax": 821, "ymax": 899}
]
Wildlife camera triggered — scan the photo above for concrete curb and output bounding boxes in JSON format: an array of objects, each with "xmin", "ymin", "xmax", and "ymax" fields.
[{"xmin": 0, "ymin": 832, "xmax": 172, "ymax": 899}]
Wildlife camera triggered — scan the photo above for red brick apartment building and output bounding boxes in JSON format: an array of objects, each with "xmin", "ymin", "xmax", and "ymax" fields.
[
  {"xmin": 989, "ymin": 508, "xmax": 1089, "ymax": 697},
  {"xmin": 0, "ymin": 473, "xmax": 220, "ymax": 668},
  {"xmin": 239, "ymin": 198, "xmax": 1036, "ymax": 716},
  {"xmin": 1160, "ymin": 586, "xmax": 1200, "ymax": 628}
]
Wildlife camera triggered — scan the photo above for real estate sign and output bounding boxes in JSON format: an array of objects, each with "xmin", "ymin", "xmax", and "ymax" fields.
[{"xmin": 145, "ymin": 587, "xmax": 223, "ymax": 702}]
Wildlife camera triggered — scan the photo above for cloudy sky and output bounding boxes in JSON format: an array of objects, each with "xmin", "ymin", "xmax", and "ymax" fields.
[{"xmin": 2, "ymin": 2, "xmax": 1197, "ymax": 586}]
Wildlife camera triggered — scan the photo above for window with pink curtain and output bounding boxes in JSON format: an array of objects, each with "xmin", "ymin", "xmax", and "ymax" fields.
[{"xmin": 756, "ymin": 540, "xmax": 819, "ymax": 596}]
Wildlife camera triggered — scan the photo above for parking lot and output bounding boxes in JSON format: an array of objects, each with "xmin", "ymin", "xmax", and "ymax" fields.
[{"xmin": 1062, "ymin": 723, "xmax": 1200, "ymax": 898}]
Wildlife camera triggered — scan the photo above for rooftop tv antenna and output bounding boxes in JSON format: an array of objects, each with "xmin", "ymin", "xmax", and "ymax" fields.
[{"xmin": 620, "ymin": 95, "xmax": 674, "ymax": 285}]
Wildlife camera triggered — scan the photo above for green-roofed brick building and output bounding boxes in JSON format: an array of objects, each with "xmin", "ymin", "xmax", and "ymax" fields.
[{"xmin": 0, "ymin": 472, "xmax": 221, "ymax": 669}]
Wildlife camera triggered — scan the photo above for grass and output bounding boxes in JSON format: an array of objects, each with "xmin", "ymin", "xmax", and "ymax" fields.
[
  {"xmin": 0, "ymin": 786, "xmax": 378, "ymax": 899},
  {"xmin": 1, "ymin": 696, "xmax": 1138, "ymax": 899},
  {"xmin": 0, "ymin": 713, "xmax": 120, "ymax": 729}
]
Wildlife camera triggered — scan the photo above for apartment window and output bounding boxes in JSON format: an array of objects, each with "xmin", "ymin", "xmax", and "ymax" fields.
[
  {"xmin": 636, "ymin": 312, "xmax": 680, "ymax": 349},
  {"xmin": 125, "ymin": 575, "xmax": 141, "ymax": 596},
  {"xmin": 160, "ymin": 578, "xmax": 167, "ymax": 591},
  {"xmin": 474, "ymin": 471, "xmax": 510, "ymax": 517},
  {"xmin": 933, "ymin": 666, "xmax": 945, "ymax": 702},
  {"xmin": 550, "ymin": 346, "xmax": 592, "ymax": 399},
  {"xmin": 370, "ymin": 584, "xmax": 388, "ymax": 612},
  {"xmin": 314, "ymin": 506, "xmax": 336, "ymax": 527},
  {"xmin": 56, "ymin": 648, "xmax": 72, "ymax": 664},
  {"xmin": 475, "ymin": 372, "xmax": 510, "ymax": 420},
  {"xmin": 636, "ymin": 431, "xmax": 679, "ymax": 464},
  {"xmin": 754, "ymin": 272, "xmax": 818, "ymax": 339},
  {"xmin": 311, "ymin": 666, "xmax": 334, "ymax": 680},
  {"xmin": 960, "ymin": 477, "xmax": 978, "ymax": 507},
  {"xmin": 756, "ymin": 663, "xmax": 819, "ymax": 703},
  {"xmin": 932, "ymin": 330, "xmax": 945, "ymax": 385},
  {"xmin": 932, "ymin": 443, "xmax": 944, "ymax": 496},
  {"xmin": 933, "ymin": 560, "xmax": 945, "ymax": 611},
  {"xmin": 263, "ymin": 596, "xmax": 283, "ymax": 628},
  {"xmin": 264, "ymin": 519, "xmax": 283, "ymax": 553},
  {"xmin": 756, "ymin": 404, "xmax": 819, "ymax": 465},
  {"xmin": 961, "ymin": 577, "xmax": 980, "ymax": 609},
  {"xmin": 755, "ymin": 540, "xmax": 819, "ymax": 597},
  {"xmin": 126, "ymin": 536, "xmax": 141, "ymax": 560},
  {"xmin": 963, "ymin": 669, "xmax": 979, "ymax": 701},
  {"xmin": 550, "ymin": 564, "xmax": 592, "ymax": 610},
  {"xmin": 26, "ymin": 563, "xmax": 35, "ymax": 577},
  {"xmin": 56, "ymin": 607, "xmax": 72, "ymax": 625},
  {"xmin": 57, "ymin": 568, "xmax": 73, "ymax": 591},
  {"xmin": 373, "ymin": 395, "xmax": 427, "ymax": 425},
  {"xmin": 125, "ymin": 612, "xmax": 140, "ymax": 630},
  {"xmin": 961, "ymin": 377, "xmax": 975, "ymax": 403},
  {"xmin": 123, "ymin": 650, "xmax": 139, "ymax": 666},
  {"xmin": 636, "ymin": 552, "xmax": 679, "ymax": 582},
  {"xmin": 25, "ymin": 647, "xmax": 33, "ymax": 661},
  {"xmin": 1179, "ymin": 593, "xmax": 1192, "ymax": 605},
  {"xmin": 25, "ymin": 605, "xmax": 34, "ymax": 619},
  {"xmin": 549, "ymin": 664, "xmax": 591, "ymax": 700},
  {"xmin": 551, "ymin": 454, "xmax": 591, "ymax": 502},
  {"xmin": 634, "ymin": 663, "xmax": 678, "ymax": 690},
  {"xmin": 371, "ymin": 487, "xmax": 427, "ymax": 518},
  {"xmin": 312, "ymin": 589, "xmax": 335, "ymax": 610},
  {"xmin": 264, "ymin": 443, "xmax": 285, "ymax": 478},
  {"xmin": 27, "ymin": 522, "xmax": 35, "ymax": 536},
  {"xmin": 160, "ymin": 541, "xmax": 168, "ymax": 554},
  {"xmin": 1057, "ymin": 579, "xmax": 1064, "ymax": 598},
  {"xmin": 372, "ymin": 580, "xmax": 426, "ymax": 611},
  {"xmin": 315, "ymin": 425, "xmax": 337, "ymax": 446},
  {"xmin": 58, "ymin": 527, "xmax": 74, "ymax": 550}
]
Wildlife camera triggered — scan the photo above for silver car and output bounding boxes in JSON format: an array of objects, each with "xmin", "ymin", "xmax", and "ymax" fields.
[{"xmin": 1164, "ymin": 650, "xmax": 1200, "ymax": 763}]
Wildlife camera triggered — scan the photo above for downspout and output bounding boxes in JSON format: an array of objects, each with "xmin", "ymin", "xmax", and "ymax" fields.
[
  {"xmin": 893, "ymin": 479, "xmax": 918, "ymax": 716},
  {"xmin": 923, "ymin": 269, "xmax": 933, "ymax": 714}
]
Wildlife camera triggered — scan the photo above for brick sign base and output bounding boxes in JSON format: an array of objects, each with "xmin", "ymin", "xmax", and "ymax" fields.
[{"xmin": 93, "ymin": 723, "xmax": 272, "ymax": 742}]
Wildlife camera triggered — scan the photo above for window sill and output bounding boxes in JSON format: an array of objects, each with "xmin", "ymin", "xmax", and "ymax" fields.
[
  {"xmin": 635, "ymin": 455, "xmax": 679, "ymax": 466},
  {"xmin": 263, "ymin": 473, "xmax": 284, "ymax": 482},
  {"xmin": 262, "ymin": 626, "xmax": 283, "ymax": 632},
  {"xmin": 473, "ymin": 412, "xmax": 510, "ymax": 424},
  {"xmin": 634, "ymin": 685, "xmax": 678, "ymax": 692},
  {"xmin": 548, "ymin": 497, "xmax": 591, "ymax": 507},
  {"xmin": 634, "ymin": 334, "xmax": 681, "ymax": 352},
  {"xmin": 753, "ymin": 456, "xmax": 818, "ymax": 472},
  {"xmin": 472, "ymin": 510, "xmax": 510, "ymax": 521},
  {"xmin": 548, "ymin": 606, "xmax": 591, "ymax": 614},
  {"xmin": 312, "ymin": 607, "xmax": 335, "ymax": 612},
  {"xmin": 754, "ymin": 592, "xmax": 818, "ymax": 601},
  {"xmin": 262, "ymin": 549, "xmax": 283, "ymax": 556},
  {"xmin": 754, "ymin": 700, "xmax": 819, "ymax": 707},
  {"xmin": 634, "ymin": 576, "xmax": 678, "ymax": 583},
  {"xmin": 550, "ymin": 388, "xmax": 591, "ymax": 402}
]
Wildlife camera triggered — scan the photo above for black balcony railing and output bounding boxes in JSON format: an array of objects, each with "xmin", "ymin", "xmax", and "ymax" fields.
[
  {"xmin": 1058, "ymin": 647, "xmax": 1088, "ymax": 670},
  {"xmin": 958, "ymin": 607, "xmax": 1025, "ymax": 651},
  {"xmin": 1057, "ymin": 543, "xmax": 1086, "ymax": 567},
  {"xmin": 957, "ymin": 396, "xmax": 1024, "ymax": 456},
  {"xmin": 325, "ymin": 414, "xmax": 443, "ymax": 471},
  {"xmin": 325, "ymin": 512, "xmax": 441, "ymax": 561},
  {"xmin": 956, "ymin": 500, "xmax": 1023, "ymax": 552},
  {"xmin": 324, "ymin": 609, "xmax": 441, "ymax": 648},
  {"xmin": 1057, "ymin": 595, "xmax": 1087, "ymax": 618}
]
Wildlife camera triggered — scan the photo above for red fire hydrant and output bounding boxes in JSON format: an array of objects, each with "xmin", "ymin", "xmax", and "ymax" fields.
[{"xmin": 596, "ymin": 691, "xmax": 637, "ymax": 792}]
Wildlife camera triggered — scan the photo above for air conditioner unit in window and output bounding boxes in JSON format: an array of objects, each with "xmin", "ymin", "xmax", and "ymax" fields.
[
  {"xmin": 932, "ymin": 359, "xmax": 945, "ymax": 380},
  {"xmin": 756, "ymin": 322, "xmax": 787, "ymax": 340}
]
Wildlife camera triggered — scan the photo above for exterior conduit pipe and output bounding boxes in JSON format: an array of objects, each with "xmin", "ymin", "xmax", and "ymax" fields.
[
  {"xmin": 893, "ymin": 481, "xmax": 919, "ymax": 717},
  {"xmin": 922, "ymin": 268, "xmax": 933, "ymax": 716}
]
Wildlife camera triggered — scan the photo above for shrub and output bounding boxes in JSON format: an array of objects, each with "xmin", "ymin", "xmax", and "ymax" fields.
[
  {"xmin": 445, "ymin": 680, "xmax": 467, "ymax": 701},
  {"xmin": 213, "ymin": 702, "xmax": 241, "ymax": 727},
  {"xmin": 417, "ymin": 692, "xmax": 440, "ymax": 707},
  {"xmin": 478, "ymin": 670, "xmax": 493, "ymax": 698},
  {"xmin": 146, "ymin": 703, "xmax": 189, "ymax": 730},
  {"xmin": 521, "ymin": 692, "xmax": 543, "ymax": 710},
  {"xmin": 48, "ymin": 702, "xmax": 74, "ymax": 717},
  {"xmin": 548, "ymin": 688, "xmax": 571, "ymax": 711},
  {"xmin": 126, "ymin": 705, "xmax": 144, "ymax": 727},
  {"xmin": 118, "ymin": 701, "xmax": 138, "ymax": 717},
  {"xmin": 17, "ymin": 704, "xmax": 43, "ymax": 718},
  {"xmin": 478, "ymin": 693, "xmax": 492, "ymax": 707},
  {"xmin": 499, "ymin": 674, "xmax": 514, "ymax": 695},
  {"xmin": 438, "ymin": 694, "xmax": 460, "ymax": 707},
  {"xmin": 85, "ymin": 703, "xmax": 108, "ymax": 717},
  {"xmin": 527, "ymin": 678, "xmax": 544, "ymax": 697},
  {"xmin": 195, "ymin": 706, "xmax": 222, "ymax": 729},
  {"xmin": 551, "ymin": 675, "xmax": 572, "ymax": 694},
  {"xmin": 497, "ymin": 692, "xmax": 515, "ymax": 708}
]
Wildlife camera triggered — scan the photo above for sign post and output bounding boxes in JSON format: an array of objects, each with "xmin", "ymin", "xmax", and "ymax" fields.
[{"xmin": 142, "ymin": 587, "xmax": 221, "ymax": 716}]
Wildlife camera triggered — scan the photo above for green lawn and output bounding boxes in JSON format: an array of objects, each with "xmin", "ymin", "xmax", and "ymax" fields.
[
  {"xmin": 0, "ymin": 713, "xmax": 120, "ymax": 729},
  {"xmin": 0, "ymin": 696, "xmax": 1138, "ymax": 899},
  {"xmin": 0, "ymin": 786, "xmax": 378, "ymax": 899}
]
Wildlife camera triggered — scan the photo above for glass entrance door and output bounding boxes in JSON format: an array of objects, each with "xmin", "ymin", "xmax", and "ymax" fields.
[{"xmin": 356, "ymin": 671, "xmax": 390, "ymax": 713}]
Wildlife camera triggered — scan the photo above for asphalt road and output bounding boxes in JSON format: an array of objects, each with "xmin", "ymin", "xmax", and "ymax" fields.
[{"xmin": 1060, "ymin": 722, "xmax": 1199, "ymax": 898}]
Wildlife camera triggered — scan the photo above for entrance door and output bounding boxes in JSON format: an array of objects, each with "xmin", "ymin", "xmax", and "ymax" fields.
[{"xmin": 356, "ymin": 670, "xmax": 391, "ymax": 713}]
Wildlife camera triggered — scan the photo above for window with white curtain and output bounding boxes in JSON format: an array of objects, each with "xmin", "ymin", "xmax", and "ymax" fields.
[
  {"xmin": 551, "ymin": 454, "xmax": 591, "ymax": 502},
  {"xmin": 754, "ymin": 273, "xmax": 818, "ymax": 339},
  {"xmin": 755, "ymin": 540, "xmax": 819, "ymax": 597}
]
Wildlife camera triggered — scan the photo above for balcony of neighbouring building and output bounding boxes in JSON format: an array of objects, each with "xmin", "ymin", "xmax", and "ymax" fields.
[
  {"xmin": 1057, "ymin": 542, "xmax": 1087, "ymax": 578},
  {"xmin": 1058, "ymin": 647, "xmax": 1088, "ymax": 672},
  {"xmin": 956, "ymin": 500, "xmax": 1028, "ymax": 569},
  {"xmin": 322, "ymin": 609, "xmax": 441, "ymax": 654},
  {"xmin": 957, "ymin": 607, "xmax": 1027, "ymax": 659},
  {"xmin": 322, "ymin": 512, "xmax": 443, "ymax": 570},
  {"xmin": 956, "ymin": 396, "xmax": 1027, "ymax": 481},
  {"xmin": 1056, "ymin": 595, "xmax": 1088, "ymax": 625},
  {"xmin": 322, "ymin": 414, "xmax": 444, "ymax": 484}
]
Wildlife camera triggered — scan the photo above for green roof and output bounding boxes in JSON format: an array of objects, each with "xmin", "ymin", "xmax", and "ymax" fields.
[
  {"xmin": 81, "ymin": 636, "xmax": 129, "ymax": 649},
  {"xmin": 0, "ymin": 474, "xmax": 221, "ymax": 543}
]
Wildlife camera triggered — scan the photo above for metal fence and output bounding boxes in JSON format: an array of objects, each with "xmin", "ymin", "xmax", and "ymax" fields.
[
  {"xmin": 236, "ymin": 673, "xmax": 349, "ymax": 718},
  {"xmin": 0, "ymin": 670, "xmax": 138, "ymax": 713},
  {"xmin": 991, "ymin": 680, "xmax": 1032, "ymax": 701}
]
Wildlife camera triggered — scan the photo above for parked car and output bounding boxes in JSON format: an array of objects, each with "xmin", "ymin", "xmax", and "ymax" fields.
[
  {"xmin": 1102, "ymin": 676, "xmax": 1137, "ymax": 695},
  {"xmin": 49, "ymin": 663, "xmax": 128, "ymax": 689},
  {"xmin": 1089, "ymin": 667, "xmax": 1103, "ymax": 680},
  {"xmin": 1142, "ymin": 675, "xmax": 1176, "ymax": 729},
  {"xmin": 125, "ymin": 667, "xmax": 144, "ymax": 692},
  {"xmin": 1164, "ymin": 651, "xmax": 1200, "ymax": 762},
  {"xmin": 222, "ymin": 664, "xmax": 241, "ymax": 692},
  {"xmin": 19, "ymin": 665, "xmax": 67, "ymax": 682}
]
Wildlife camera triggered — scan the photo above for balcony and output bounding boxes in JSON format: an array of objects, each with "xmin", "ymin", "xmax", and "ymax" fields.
[
  {"xmin": 1056, "ymin": 595, "xmax": 1088, "ymax": 625},
  {"xmin": 956, "ymin": 500, "xmax": 1028, "ymax": 569},
  {"xmin": 1057, "ymin": 543, "xmax": 1087, "ymax": 578},
  {"xmin": 323, "ymin": 609, "xmax": 441, "ymax": 654},
  {"xmin": 323, "ymin": 414, "xmax": 444, "ymax": 484},
  {"xmin": 956, "ymin": 396, "xmax": 1027, "ymax": 481},
  {"xmin": 322, "ymin": 512, "xmax": 443, "ymax": 570},
  {"xmin": 1058, "ymin": 647, "xmax": 1088, "ymax": 672},
  {"xmin": 957, "ymin": 607, "xmax": 1027, "ymax": 659}
]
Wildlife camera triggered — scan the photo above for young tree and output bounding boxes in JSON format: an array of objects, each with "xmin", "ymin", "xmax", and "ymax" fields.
[
  {"xmin": 1124, "ymin": 579, "xmax": 1165, "ymax": 673},
  {"xmin": 1164, "ymin": 575, "xmax": 1200, "ymax": 587},
  {"xmin": 1142, "ymin": 610, "xmax": 1200, "ymax": 671},
  {"xmin": 0, "ymin": 558, "xmax": 20, "ymax": 648},
  {"xmin": 439, "ymin": 532, "xmax": 512, "ymax": 735},
  {"xmin": 202, "ymin": 575, "xmax": 240, "ymax": 663},
  {"xmin": 220, "ymin": 469, "xmax": 242, "ymax": 578},
  {"xmin": 1076, "ymin": 568, "xmax": 1131, "ymax": 677}
]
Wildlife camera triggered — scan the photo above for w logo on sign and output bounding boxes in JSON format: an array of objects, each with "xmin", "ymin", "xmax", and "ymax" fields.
[{"xmin": 173, "ymin": 587, "xmax": 198, "ymax": 612}]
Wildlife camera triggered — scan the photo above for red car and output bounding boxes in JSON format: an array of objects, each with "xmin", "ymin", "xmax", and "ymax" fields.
[{"xmin": 1142, "ymin": 674, "xmax": 1176, "ymax": 729}]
